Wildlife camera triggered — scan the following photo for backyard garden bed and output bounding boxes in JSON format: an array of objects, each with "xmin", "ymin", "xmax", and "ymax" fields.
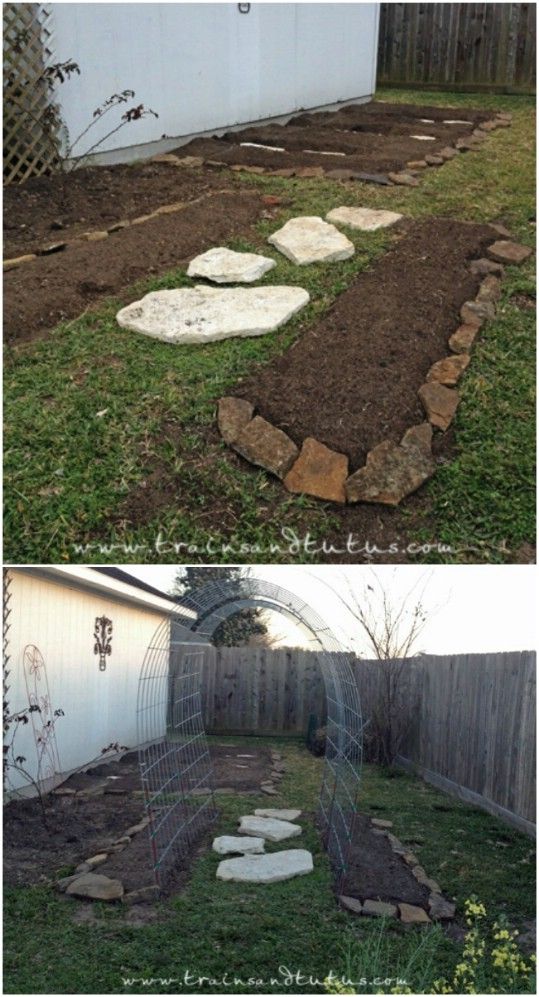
[
  {"xmin": 175, "ymin": 100, "xmax": 495, "ymax": 176},
  {"xmin": 232, "ymin": 215, "xmax": 495, "ymax": 468},
  {"xmin": 3, "ymin": 743, "xmax": 272, "ymax": 890}
]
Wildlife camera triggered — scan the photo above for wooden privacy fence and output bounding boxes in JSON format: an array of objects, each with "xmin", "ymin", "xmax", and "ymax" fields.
[
  {"xmin": 200, "ymin": 646, "xmax": 536, "ymax": 833},
  {"xmin": 377, "ymin": 3, "xmax": 536, "ymax": 93}
]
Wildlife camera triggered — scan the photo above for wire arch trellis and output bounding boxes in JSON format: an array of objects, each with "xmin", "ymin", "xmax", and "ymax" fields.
[{"xmin": 137, "ymin": 577, "xmax": 364, "ymax": 888}]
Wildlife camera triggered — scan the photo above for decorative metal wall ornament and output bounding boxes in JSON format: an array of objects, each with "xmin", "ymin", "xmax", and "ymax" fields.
[
  {"xmin": 137, "ymin": 577, "xmax": 364, "ymax": 889},
  {"xmin": 94, "ymin": 616, "xmax": 113, "ymax": 671},
  {"xmin": 22, "ymin": 643, "xmax": 62, "ymax": 789}
]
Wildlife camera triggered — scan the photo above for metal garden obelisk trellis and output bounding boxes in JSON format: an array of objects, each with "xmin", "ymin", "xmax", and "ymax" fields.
[{"xmin": 137, "ymin": 577, "xmax": 364, "ymax": 887}]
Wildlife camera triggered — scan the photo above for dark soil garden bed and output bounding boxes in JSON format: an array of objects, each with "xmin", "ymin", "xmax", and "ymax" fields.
[
  {"xmin": 340, "ymin": 814, "xmax": 430, "ymax": 907},
  {"xmin": 3, "ymin": 743, "xmax": 272, "ymax": 888},
  {"xmin": 175, "ymin": 100, "xmax": 493, "ymax": 174},
  {"xmin": 3, "ymin": 163, "xmax": 230, "ymax": 257},
  {"xmin": 3, "ymin": 187, "xmax": 264, "ymax": 343},
  {"xmin": 233, "ymin": 216, "xmax": 495, "ymax": 468}
]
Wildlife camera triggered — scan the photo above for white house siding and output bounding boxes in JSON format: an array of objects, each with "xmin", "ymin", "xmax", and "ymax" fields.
[
  {"xmin": 5, "ymin": 569, "xmax": 170, "ymax": 794},
  {"xmin": 48, "ymin": 2, "xmax": 380, "ymax": 163}
]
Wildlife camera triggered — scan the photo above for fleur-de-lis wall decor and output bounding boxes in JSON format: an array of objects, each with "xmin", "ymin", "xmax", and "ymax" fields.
[{"xmin": 94, "ymin": 616, "xmax": 113, "ymax": 671}]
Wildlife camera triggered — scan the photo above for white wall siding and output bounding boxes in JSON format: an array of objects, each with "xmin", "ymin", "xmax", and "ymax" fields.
[
  {"xmin": 49, "ymin": 3, "xmax": 379, "ymax": 160},
  {"xmin": 5, "ymin": 571, "xmax": 168, "ymax": 793}
]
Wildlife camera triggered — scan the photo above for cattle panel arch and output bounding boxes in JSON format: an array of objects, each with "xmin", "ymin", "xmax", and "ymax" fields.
[{"xmin": 137, "ymin": 577, "xmax": 364, "ymax": 887}]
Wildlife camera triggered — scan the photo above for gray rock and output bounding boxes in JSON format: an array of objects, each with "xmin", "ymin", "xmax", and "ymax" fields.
[
  {"xmin": 326, "ymin": 206, "xmax": 402, "ymax": 231},
  {"xmin": 212, "ymin": 835, "xmax": 265, "ymax": 855},
  {"xmin": 187, "ymin": 247, "xmax": 276, "ymax": 284},
  {"xmin": 123, "ymin": 817, "xmax": 150, "ymax": 837},
  {"xmin": 216, "ymin": 849, "xmax": 313, "ymax": 883},
  {"xmin": 399, "ymin": 902, "xmax": 431, "ymax": 924},
  {"xmin": 371, "ymin": 818, "xmax": 393, "ymax": 829},
  {"xmin": 254, "ymin": 808, "xmax": 302, "ymax": 821},
  {"xmin": 217, "ymin": 396, "xmax": 254, "ymax": 444},
  {"xmin": 362, "ymin": 899, "xmax": 397, "ymax": 918},
  {"xmin": 122, "ymin": 885, "xmax": 160, "ymax": 906},
  {"xmin": 339, "ymin": 895, "xmax": 363, "ymax": 914},
  {"xmin": 268, "ymin": 216, "xmax": 354, "ymax": 265},
  {"xmin": 117, "ymin": 285, "xmax": 310, "ymax": 344},
  {"xmin": 428, "ymin": 894, "xmax": 456, "ymax": 920},
  {"xmin": 346, "ymin": 423, "xmax": 435, "ymax": 505},
  {"xmin": 238, "ymin": 815, "xmax": 302, "ymax": 841},
  {"xmin": 66, "ymin": 873, "xmax": 124, "ymax": 901}
]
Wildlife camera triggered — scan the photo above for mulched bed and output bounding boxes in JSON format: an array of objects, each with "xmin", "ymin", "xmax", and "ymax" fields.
[
  {"xmin": 340, "ymin": 814, "xmax": 430, "ymax": 907},
  {"xmin": 233, "ymin": 216, "xmax": 495, "ymax": 468},
  {"xmin": 3, "ymin": 187, "xmax": 264, "ymax": 343},
  {"xmin": 3, "ymin": 742, "xmax": 272, "ymax": 888},
  {"xmin": 175, "ymin": 100, "xmax": 493, "ymax": 174}
]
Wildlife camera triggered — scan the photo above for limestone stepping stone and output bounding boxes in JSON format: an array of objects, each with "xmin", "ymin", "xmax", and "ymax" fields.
[
  {"xmin": 187, "ymin": 247, "xmax": 276, "ymax": 284},
  {"xmin": 116, "ymin": 285, "xmax": 309, "ymax": 344},
  {"xmin": 216, "ymin": 849, "xmax": 313, "ymax": 883},
  {"xmin": 238, "ymin": 815, "xmax": 302, "ymax": 841},
  {"xmin": 326, "ymin": 206, "xmax": 403, "ymax": 231},
  {"xmin": 268, "ymin": 216, "xmax": 354, "ymax": 265},
  {"xmin": 212, "ymin": 835, "xmax": 265, "ymax": 855},
  {"xmin": 254, "ymin": 808, "xmax": 302, "ymax": 821}
]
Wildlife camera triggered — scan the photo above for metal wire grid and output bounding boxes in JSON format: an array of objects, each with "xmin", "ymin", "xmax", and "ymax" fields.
[
  {"xmin": 137, "ymin": 576, "xmax": 364, "ymax": 885},
  {"xmin": 137, "ymin": 626, "xmax": 218, "ymax": 886}
]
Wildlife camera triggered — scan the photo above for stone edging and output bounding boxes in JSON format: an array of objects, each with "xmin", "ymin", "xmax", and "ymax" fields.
[
  {"xmin": 54, "ymin": 815, "xmax": 157, "ymax": 903},
  {"xmin": 217, "ymin": 235, "xmax": 531, "ymax": 506},
  {"xmin": 2, "ymin": 187, "xmax": 239, "ymax": 272},
  {"xmin": 173, "ymin": 112, "xmax": 512, "ymax": 188},
  {"xmin": 3, "ymin": 113, "xmax": 511, "ymax": 272},
  {"xmin": 338, "ymin": 815, "xmax": 456, "ymax": 924}
]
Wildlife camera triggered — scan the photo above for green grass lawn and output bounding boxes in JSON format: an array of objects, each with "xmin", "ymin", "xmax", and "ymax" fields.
[
  {"xmin": 3, "ymin": 90, "xmax": 535, "ymax": 564},
  {"xmin": 3, "ymin": 738, "xmax": 535, "ymax": 995}
]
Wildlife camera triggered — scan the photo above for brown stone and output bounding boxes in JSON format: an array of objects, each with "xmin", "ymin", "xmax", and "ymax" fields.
[
  {"xmin": 325, "ymin": 168, "xmax": 354, "ymax": 180},
  {"xmin": 427, "ymin": 354, "xmax": 470, "ymax": 386},
  {"xmin": 242, "ymin": 165, "xmax": 266, "ymax": 175},
  {"xmin": 439, "ymin": 147, "xmax": 458, "ymax": 160},
  {"xmin": 469, "ymin": 257, "xmax": 504, "ymax": 277},
  {"xmin": 448, "ymin": 324, "xmax": 479, "ymax": 354},
  {"xmin": 399, "ymin": 903, "xmax": 431, "ymax": 925},
  {"xmin": 339, "ymin": 895, "xmax": 362, "ymax": 914},
  {"xmin": 412, "ymin": 865, "xmax": 441, "ymax": 892},
  {"xmin": 403, "ymin": 852, "xmax": 419, "ymax": 867},
  {"xmin": 295, "ymin": 166, "xmax": 324, "ymax": 178},
  {"xmin": 53, "ymin": 786, "xmax": 77, "ymax": 795},
  {"xmin": 260, "ymin": 783, "xmax": 279, "ymax": 796},
  {"xmin": 261, "ymin": 195, "xmax": 282, "ymax": 206},
  {"xmin": 371, "ymin": 818, "xmax": 393, "ymax": 829},
  {"xmin": 233, "ymin": 416, "xmax": 298, "ymax": 479},
  {"xmin": 386, "ymin": 833, "xmax": 408, "ymax": 855},
  {"xmin": 362, "ymin": 899, "xmax": 397, "ymax": 918},
  {"xmin": 84, "ymin": 853, "xmax": 109, "ymax": 869},
  {"xmin": 428, "ymin": 894, "xmax": 456, "ymax": 920},
  {"xmin": 345, "ymin": 423, "xmax": 435, "ymax": 506},
  {"xmin": 455, "ymin": 138, "xmax": 482, "ymax": 151},
  {"xmin": 487, "ymin": 240, "xmax": 532, "ymax": 265},
  {"xmin": 83, "ymin": 230, "xmax": 109, "ymax": 241},
  {"xmin": 406, "ymin": 160, "xmax": 428, "ymax": 169},
  {"xmin": 108, "ymin": 221, "xmax": 130, "ymax": 233},
  {"xmin": 460, "ymin": 299, "xmax": 495, "ymax": 326},
  {"xmin": 150, "ymin": 153, "xmax": 181, "ymax": 164},
  {"xmin": 425, "ymin": 155, "xmax": 444, "ymax": 166},
  {"xmin": 217, "ymin": 396, "xmax": 255, "ymax": 444},
  {"xmin": 479, "ymin": 119, "xmax": 498, "ymax": 132},
  {"xmin": 205, "ymin": 160, "xmax": 227, "ymax": 168},
  {"xmin": 66, "ymin": 873, "xmax": 124, "ymax": 901},
  {"xmin": 124, "ymin": 817, "xmax": 150, "ymax": 837},
  {"xmin": 130, "ymin": 213, "xmax": 158, "ymax": 226},
  {"xmin": 154, "ymin": 202, "xmax": 185, "ymax": 215},
  {"xmin": 175, "ymin": 155, "xmax": 204, "ymax": 168},
  {"xmin": 489, "ymin": 222, "xmax": 513, "ymax": 238},
  {"xmin": 284, "ymin": 437, "xmax": 348, "ymax": 502},
  {"xmin": 477, "ymin": 274, "xmax": 502, "ymax": 302},
  {"xmin": 40, "ymin": 241, "xmax": 67, "ymax": 255},
  {"xmin": 388, "ymin": 172, "xmax": 419, "ymax": 187},
  {"xmin": 3, "ymin": 253, "xmax": 37, "ymax": 270},
  {"xmin": 56, "ymin": 873, "xmax": 85, "ymax": 892},
  {"xmin": 418, "ymin": 383, "xmax": 459, "ymax": 431}
]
